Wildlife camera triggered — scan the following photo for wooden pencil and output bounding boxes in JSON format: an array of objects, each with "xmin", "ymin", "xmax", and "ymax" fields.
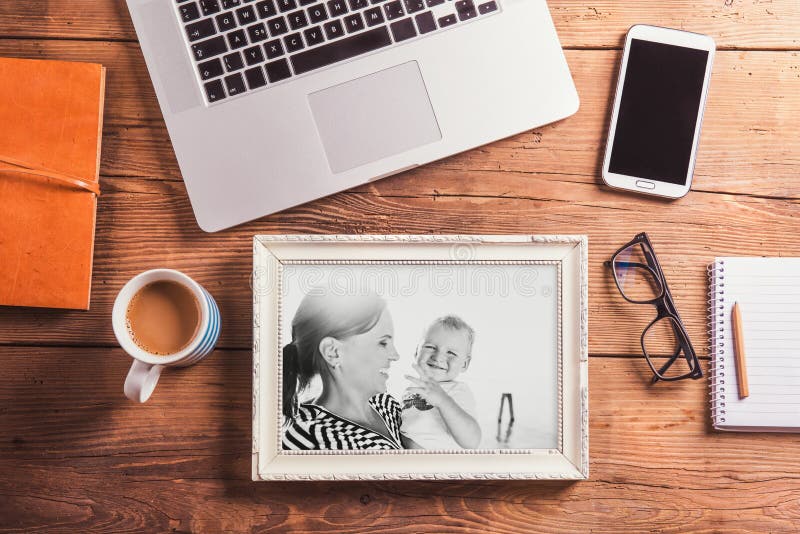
[{"xmin": 731, "ymin": 302, "xmax": 749, "ymax": 399}]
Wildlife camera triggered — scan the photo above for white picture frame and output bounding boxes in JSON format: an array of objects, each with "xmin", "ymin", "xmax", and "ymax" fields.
[{"xmin": 252, "ymin": 235, "xmax": 588, "ymax": 481}]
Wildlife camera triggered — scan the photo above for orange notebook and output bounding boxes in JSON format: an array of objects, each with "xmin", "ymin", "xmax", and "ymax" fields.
[{"xmin": 0, "ymin": 58, "xmax": 106, "ymax": 310}]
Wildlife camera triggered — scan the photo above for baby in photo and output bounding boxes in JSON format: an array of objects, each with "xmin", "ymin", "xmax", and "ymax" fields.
[{"xmin": 401, "ymin": 315, "xmax": 481, "ymax": 449}]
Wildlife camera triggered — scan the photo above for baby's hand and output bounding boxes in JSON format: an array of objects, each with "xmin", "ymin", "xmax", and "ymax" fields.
[{"xmin": 405, "ymin": 363, "xmax": 451, "ymax": 408}]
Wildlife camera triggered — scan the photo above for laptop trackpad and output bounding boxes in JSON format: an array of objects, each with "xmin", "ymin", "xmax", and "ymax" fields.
[{"xmin": 308, "ymin": 61, "xmax": 442, "ymax": 173}]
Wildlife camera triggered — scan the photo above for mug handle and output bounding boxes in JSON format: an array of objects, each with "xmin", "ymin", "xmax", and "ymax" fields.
[{"xmin": 124, "ymin": 359, "xmax": 164, "ymax": 403}]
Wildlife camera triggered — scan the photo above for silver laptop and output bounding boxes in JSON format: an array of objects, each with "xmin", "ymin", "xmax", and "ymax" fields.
[{"xmin": 127, "ymin": 0, "xmax": 578, "ymax": 232}]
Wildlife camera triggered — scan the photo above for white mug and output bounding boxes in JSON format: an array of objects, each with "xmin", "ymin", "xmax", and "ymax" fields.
[{"xmin": 112, "ymin": 269, "xmax": 221, "ymax": 402}]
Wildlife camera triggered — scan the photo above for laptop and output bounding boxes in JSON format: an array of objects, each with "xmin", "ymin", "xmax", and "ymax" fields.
[{"xmin": 127, "ymin": 0, "xmax": 579, "ymax": 232}]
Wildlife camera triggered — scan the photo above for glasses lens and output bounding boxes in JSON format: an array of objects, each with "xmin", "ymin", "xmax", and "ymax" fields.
[
  {"xmin": 643, "ymin": 316, "xmax": 696, "ymax": 379},
  {"xmin": 613, "ymin": 243, "xmax": 663, "ymax": 303}
]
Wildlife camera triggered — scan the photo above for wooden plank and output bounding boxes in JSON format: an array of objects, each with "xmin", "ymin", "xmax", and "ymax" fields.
[
  {"xmin": 0, "ymin": 39, "xmax": 164, "ymax": 124},
  {"xmin": 0, "ymin": 40, "xmax": 796, "ymax": 197},
  {"xmin": 551, "ymin": 0, "xmax": 800, "ymax": 50},
  {"xmin": 432, "ymin": 50, "xmax": 800, "ymax": 200},
  {"xmin": 2, "ymin": 348, "xmax": 799, "ymax": 532},
  {"xmin": 0, "ymin": 1, "xmax": 799, "ymax": 49},
  {"xmin": 0, "ymin": 175, "xmax": 798, "ymax": 354}
]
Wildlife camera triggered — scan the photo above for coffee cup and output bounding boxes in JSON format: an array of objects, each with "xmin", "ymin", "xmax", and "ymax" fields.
[{"xmin": 112, "ymin": 269, "xmax": 220, "ymax": 402}]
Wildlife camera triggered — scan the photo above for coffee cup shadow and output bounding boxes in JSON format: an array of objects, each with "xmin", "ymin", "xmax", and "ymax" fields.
[{"xmin": 6, "ymin": 347, "xmax": 126, "ymax": 462}]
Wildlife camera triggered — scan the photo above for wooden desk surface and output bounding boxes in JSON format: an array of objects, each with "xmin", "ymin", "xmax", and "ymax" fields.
[{"xmin": 1, "ymin": 1, "xmax": 799, "ymax": 532}]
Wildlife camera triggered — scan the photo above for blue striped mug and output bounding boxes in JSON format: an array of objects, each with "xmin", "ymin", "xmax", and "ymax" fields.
[{"xmin": 112, "ymin": 269, "xmax": 220, "ymax": 402}]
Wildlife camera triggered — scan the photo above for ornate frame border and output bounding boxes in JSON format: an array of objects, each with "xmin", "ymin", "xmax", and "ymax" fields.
[{"xmin": 252, "ymin": 235, "xmax": 588, "ymax": 481}]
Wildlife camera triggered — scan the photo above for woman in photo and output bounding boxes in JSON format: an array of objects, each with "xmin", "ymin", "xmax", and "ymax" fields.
[{"xmin": 282, "ymin": 288, "xmax": 403, "ymax": 450}]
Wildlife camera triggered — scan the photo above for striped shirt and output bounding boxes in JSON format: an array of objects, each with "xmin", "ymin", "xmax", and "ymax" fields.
[{"xmin": 282, "ymin": 393, "xmax": 402, "ymax": 450}]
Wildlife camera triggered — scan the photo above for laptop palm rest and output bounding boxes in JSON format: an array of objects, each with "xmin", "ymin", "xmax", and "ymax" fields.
[{"xmin": 308, "ymin": 61, "xmax": 442, "ymax": 173}]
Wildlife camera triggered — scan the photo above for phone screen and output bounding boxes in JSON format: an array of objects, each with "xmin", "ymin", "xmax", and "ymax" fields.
[{"xmin": 609, "ymin": 39, "xmax": 709, "ymax": 186}]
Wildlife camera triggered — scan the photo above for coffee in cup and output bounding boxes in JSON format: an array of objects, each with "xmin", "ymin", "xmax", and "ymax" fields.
[{"xmin": 126, "ymin": 280, "xmax": 201, "ymax": 355}]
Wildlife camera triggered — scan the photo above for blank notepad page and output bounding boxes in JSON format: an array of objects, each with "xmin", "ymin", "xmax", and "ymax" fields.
[{"xmin": 709, "ymin": 257, "xmax": 800, "ymax": 431}]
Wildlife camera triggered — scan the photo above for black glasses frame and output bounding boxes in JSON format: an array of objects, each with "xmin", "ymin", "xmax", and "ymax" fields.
[{"xmin": 605, "ymin": 233, "xmax": 702, "ymax": 382}]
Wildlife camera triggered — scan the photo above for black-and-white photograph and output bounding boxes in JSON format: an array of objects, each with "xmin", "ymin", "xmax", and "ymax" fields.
[{"xmin": 278, "ymin": 262, "xmax": 560, "ymax": 452}]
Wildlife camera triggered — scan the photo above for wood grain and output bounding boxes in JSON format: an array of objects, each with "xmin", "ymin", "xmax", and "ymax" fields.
[
  {"xmin": 2, "ymin": 0, "xmax": 799, "ymax": 531},
  {"xmin": 0, "ymin": 40, "xmax": 796, "ymax": 196},
  {"xmin": 0, "ymin": 47, "xmax": 796, "ymax": 353},
  {"xmin": 1, "ymin": 1, "xmax": 798, "ymax": 49},
  {"xmin": 0, "ymin": 170, "xmax": 798, "ymax": 354},
  {"xmin": 2, "ymin": 348, "xmax": 799, "ymax": 533}
]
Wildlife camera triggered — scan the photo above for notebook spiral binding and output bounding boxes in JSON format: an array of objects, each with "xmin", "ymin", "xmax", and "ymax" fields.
[{"xmin": 708, "ymin": 260, "xmax": 726, "ymax": 424}]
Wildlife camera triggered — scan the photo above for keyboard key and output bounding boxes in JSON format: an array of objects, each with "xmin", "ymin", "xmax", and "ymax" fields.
[
  {"xmin": 244, "ymin": 44, "xmax": 266, "ymax": 64},
  {"xmin": 303, "ymin": 25, "xmax": 325, "ymax": 45},
  {"xmin": 277, "ymin": 0, "xmax": 298, "ymax": 11},
  {"xmin": 415, "ymin": 11, "xmax": 435, "ymax": 33},
  {"xmin": 256, "ymin": 0, "xmax": 278, "ymax": 17},
  {"xmin": 300, "ymin": 0, "xmax": 316, "ymax": 5},
  {"xmin": 265, "ymin": 58, "xmax": 292, "ymax": 82},
  {"xmin": 192, "ymin": 35, "xmax": 228, "ymax": 60},
  {"xmin": 383, "ymin": 0, "xmax": 403, "ymax": 20},
  {"xmin": 438, "ymin": 13, "xmax": 456, "ymax": 27},
  {"xmin": 267, "ymin": 16, "xmax": 289, "ymax": 35},
  {"xmin": 204, "ymin": 78, "xmax": 226, "ymax": 101},
  {"xmin": 264, "ymin": 39, "xmax": 285, "ymax": 58},
  {"xmin": 236, "ymin": 5, "xmax": 257, "ymax": 24},
  {"xmin": 216, "ymin": 12, "xmax": 238, "ymax": 31},
  {"xmin": 186, "ymin": 18, "xmax": 217, "ymax": 41},
  {"xmin": 244, "ymin": 66, "xmax": 268, "ymax": 88},
  {"xmin": 477, "ymin": 0, "xmax": 496, "ymax": 13},
  {"xmin": 426, "ymin": 0, "xmax": 444, "ymax": 6},
  {"xmin": 224, "ymin": 72, "xmax": 247, "ymax": 95},
  {"xmin": 222, "ymin": 0, "xmax": 242, "ymax": 7},
  {"xmin": 344, "ymin": 13, "xmax": 364, "ymax": 33},
  {"xmin": 291, "ymin": 26, "xmax": 391, "ymax": 75},
  {"xmin": 455, "ymin": 0, "xmax": 476, "ymax": 20},
  {"xmin": 198, "ymin": 57, "xmax": 224, "ymax": 79},
  {"xmin": 284, "ymin": 32, "xmax": 305, "ymax": 52},
  {"xmin": 364, "ymin": 6, "xmax": 384, "ymax": 25},
  {"xmin": 247, "ymin": 22, "xmax": 270, "ymax": 41},
  {"xmin": 390, "ymin": 17, "xmax": 415, "ymax": 41},
  {"xmin": 322, "ymin": 19, "xmax": 344, "ymax": 39},
  {"xmin": 308, "ymin": 4, "xmax": 328, "ymax": 23},
  {"xmin": 227, "ymin": 29, "xmax": 248, "ymax": 49},
  {"xmin": 223, "ymin": 51, "xmax": 245, "ymax": 71},
  {"xmin": 348, "ymin": 0, "xmax": 368, "ymax": 9},
  {"xmin": 288, "ymin": 10, "xmax": 309, "ymax": 29},
  {"xmin": 403, "ymin": 0, "xmax": 424, "ymax": 14},
  {"xmin": 199, "ymin": 0, "xmax": 221, "ymax": 15},
  {"xmin": 180, "ymin": 2, "xmax": 201, "ymax": 22},
  {"xmin": 327, "ymin": 0, "xmax": 348, "ymax": 16}
]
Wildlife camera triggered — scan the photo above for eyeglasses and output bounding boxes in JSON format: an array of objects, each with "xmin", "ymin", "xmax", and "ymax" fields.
[{"xmin": 605, "ymin": 233, "xmax": 702, "ymax": 382}]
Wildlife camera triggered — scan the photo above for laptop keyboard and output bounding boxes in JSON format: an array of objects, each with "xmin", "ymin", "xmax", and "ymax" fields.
[{"xmin": 175, "ymin": 0, "xmax": 501, "ymax": 104}]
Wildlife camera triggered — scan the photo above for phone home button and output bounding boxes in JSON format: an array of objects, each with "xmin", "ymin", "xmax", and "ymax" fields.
[{"xmin": 635, "ymin": 179, "xmax": 656, "ymax": 190}]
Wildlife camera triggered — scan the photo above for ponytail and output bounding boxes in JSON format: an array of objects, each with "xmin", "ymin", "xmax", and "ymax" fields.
[{"xmin": 282, "ymin": 343, "xmax": 299, "ymax": 420}]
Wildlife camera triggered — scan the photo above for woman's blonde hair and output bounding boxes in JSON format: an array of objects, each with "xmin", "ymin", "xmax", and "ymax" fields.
[{"xmin": 282, "ymin": 288, "xmax": 386, "ymax": 420}]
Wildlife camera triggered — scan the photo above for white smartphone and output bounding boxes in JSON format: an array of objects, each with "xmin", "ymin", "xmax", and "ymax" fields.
[{"xmin": 602, "ymin": 25, "xmax": 715, "ymax": 198}]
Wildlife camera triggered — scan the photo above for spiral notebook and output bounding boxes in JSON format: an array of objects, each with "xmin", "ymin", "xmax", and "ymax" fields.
[{"xmin": 709, "ymin": 257, "xmax": 800, "ymax": 432}]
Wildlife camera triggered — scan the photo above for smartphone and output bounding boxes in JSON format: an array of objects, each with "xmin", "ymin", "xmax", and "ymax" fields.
[{"xmin": 602, "ymin": 25, "xmax": 715, "ymax": 198}]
